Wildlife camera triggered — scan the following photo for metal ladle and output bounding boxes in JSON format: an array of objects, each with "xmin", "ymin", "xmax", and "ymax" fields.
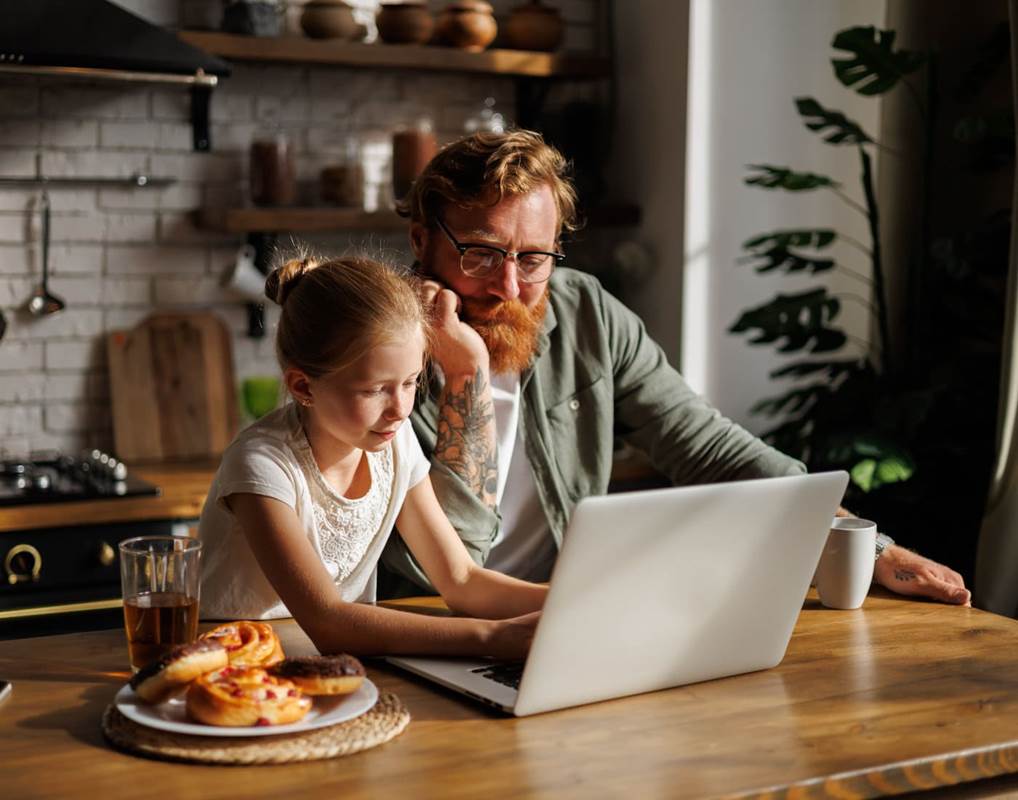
[{"xmin": 26, "ymin": 191, "xmax": 65, "ymax": 316}]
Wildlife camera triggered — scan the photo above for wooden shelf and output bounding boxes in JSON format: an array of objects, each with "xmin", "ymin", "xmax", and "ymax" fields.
[
  {"xmin": 178, "ymin": 30, "xmax": 610, "ymax": 79},
  {"xmin": 197, "ymin": 205, "xmax": 641, "ymax": 234}
]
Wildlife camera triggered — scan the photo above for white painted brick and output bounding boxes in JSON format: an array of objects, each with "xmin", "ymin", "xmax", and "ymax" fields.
[
  {"xmin": 0, "ymin": 215, "xmax": 27, "ymax": 243},
  {"xmin": 211, "ymin": 92, "xmax": 254, "ymax": 124},
  {"xmin": 154, "ymin": 275, "xmax": 230, "ymax": 306},
  {"xmin": 40, "ymin": 119, "xmax": 100, "ymax": 148},
  {"xmin": 0, "ymin": 405, "xmax": 43, "ymax": 436},
  {"xmin": 308, "ymin": 98, "xmax": 354, "ymax": 126},
  {"xmin": 0, "ymin": 276, "xmax": 33, "ymax": 306},
  {"xmin": 104, "ymin": 308, "xmax": 152, "ymax": 331},
  {"xmin": 229, "ymin": 65, "xmax": 305, "ymax": 96},
  {"xmin": 0, "ymin": 149, "xmax": 36, "ymax": 178},
  {"xmin": 49, "ymin": 213, "xmax": 105, "ymax": 243},
  {"xmin": 40, "ymin": 87, "xmax": 149, "ymax": 120},
  {"xmin": 49, "ymin": 245, "xmax": 103, "ymax": 276},
  {"xmin": 0, "ymin": 192, "xmax": 33, "ymax": 213},
  {"xmin": 105, "ymin": 213, "xmax": 159, "ymax": 243},
  {"xmin": 44, "ymin": 401, "xmax": 96, "ymax": 433},
  {"xmin": 0, "ymin": 86, "xmax": 39, "ymax": 118},
  {"xmin": 209, "ymin": 122, "xmax": 261, "ymax": 153},
  {"xmin": 159, "ymin": 123, "xmax": 194, "ymax": 151},
  {"xmin": 151, "ymin": 91, "xmax": 190, "ymax": 122},
  {"xmin": 97, "ymin": 183, "xmax": 203, "ymax": 212},
  {"xmin": 43, "ymin": 372, "xmax": 91, "ymax": 401},
  {"xmin": 255, "ymin": 96, "xmax": 312, "ymax": 124},
  {"xmin": 203, "ymin": 183, "xmax": 246, "ymax": 208},
  {"xmin": 0, "ymin": 341, "xmax": 43, "ymax": 371},
  {"xmin": 100, "ymin": 120, "xmax": 161, "ymax": 149},
  {"xmin": 101, "ymin": 277, "xmax": 152, "ymax": 306},
  {"xmin": 40, "ymin": 276, "xmax": 103, "ymax": 305},
  {"xmin": 45, "ymin": 340, "xmax": 104, "ymax": 370},
  {"xmin": 46, "ymin": 191, "xmax": 100, "ymax": 213},
  {"xmin": 41, "ymin": 150, "xmax": 148, "ymax": 179},
  {"xmin": 13, "ymin": 310, "xmax": 104, "ymax": 341},
  {"xmin": 150, "ymin": 153, "xmax": 242, "ymax": 182},
  {"xmin": 2, "ymin": 436, "xmax": 31, "ymax": 455},
  {"xmin": 0, "ymin": 120, "xmax": 40, "ymax": 147},
  {"xmin": 107, "ymin": 245, "xmax": 208, "ymax": 275}
]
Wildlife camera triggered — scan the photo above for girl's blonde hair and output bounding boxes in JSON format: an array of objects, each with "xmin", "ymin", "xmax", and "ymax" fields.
[{"xmin": 265, "ymin": 254, "xmax": 431, "ymax": 379}]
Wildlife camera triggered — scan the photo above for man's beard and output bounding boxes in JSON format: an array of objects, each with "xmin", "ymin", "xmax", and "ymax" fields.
[{"xmin": 460, "ymin": 291, "xmax": 548, "ymax": 374}]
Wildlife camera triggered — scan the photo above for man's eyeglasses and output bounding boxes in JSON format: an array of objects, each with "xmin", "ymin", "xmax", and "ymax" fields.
[{"xmin": 435, "ymin": 217, "xmax": 564, "ymax": 284}]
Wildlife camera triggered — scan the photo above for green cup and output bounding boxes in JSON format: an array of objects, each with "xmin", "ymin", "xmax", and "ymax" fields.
[{"xmin": 241, "ymin": 376, "xmax": 281, "ymax": 420}]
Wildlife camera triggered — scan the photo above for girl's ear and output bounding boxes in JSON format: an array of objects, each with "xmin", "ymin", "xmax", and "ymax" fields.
[
  {"xmin": 409, "ymin": 222, "xmax": 428, "ymax": 261},
  {"xmin": 283, "ymin": 367, "xmax": 314, "ymax": 407}
]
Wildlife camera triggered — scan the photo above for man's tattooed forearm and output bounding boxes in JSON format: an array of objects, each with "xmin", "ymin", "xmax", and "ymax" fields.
[
  {"xmin": 894, "ymin": 569, "xmax": 917, "ymax": 582},
  {"xmin": 436, "ymin": 367, "xmax": 498, "ymax": 507}
]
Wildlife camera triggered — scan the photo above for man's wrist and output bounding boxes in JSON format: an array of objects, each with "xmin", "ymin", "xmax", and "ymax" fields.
[{"xmin": 875, "ymin": 532, "xmax": 894, "ymax": 561}]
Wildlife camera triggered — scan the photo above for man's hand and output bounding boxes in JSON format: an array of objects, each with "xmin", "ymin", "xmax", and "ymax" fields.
[
  {"xmin": 873, "ymin": 545, "xmax": 971, "ymax": 606},
  {"xmin": 419, "ymin": 279, "xmax": 489, "ymax": 379}
]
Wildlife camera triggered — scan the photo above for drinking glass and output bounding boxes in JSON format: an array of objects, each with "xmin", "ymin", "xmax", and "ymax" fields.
[
  {"xmin": 242, "ymin": 376, "xmax": 281, "ymax": 420},
  {"xmin": 119, "ymin": 536, "xmax": 201, "ymax": 672}
]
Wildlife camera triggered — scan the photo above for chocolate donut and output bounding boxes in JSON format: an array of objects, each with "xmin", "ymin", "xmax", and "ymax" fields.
[
  {"xmin": 129, "ymin": 639, "xmax": 229, "ymax": 704},
  {"xmin": 269, "ymin": 654, "xmax": 366, "ymax": 696}
]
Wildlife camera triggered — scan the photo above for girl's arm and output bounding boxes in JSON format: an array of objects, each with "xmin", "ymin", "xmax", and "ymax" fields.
[
  {"xmin": 395, "ymin": 477, "xmax": 548, "ymax": 619},
  {"xmin": 227, "ymin": 492, "xmax": 537, "ymax": 658}
]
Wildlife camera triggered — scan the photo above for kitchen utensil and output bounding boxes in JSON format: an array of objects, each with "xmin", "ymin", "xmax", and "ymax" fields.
[
  {"xmin": 26, "ymin": 192, "xmax": 65, "ymax": 316},
  {"xmin": 376, "ymin": 2, "xmax": 434, "ymax": 44},
  {"xmin": 300, "ymin": 0, "xmax": 365, "ymax": 40},
  {"xmin": 435, "ymin": 0, "xmax": 497, "ymax": 51},
  {"xmin": 107, "ymin": 312, "xmax": 239, "ymax": 461}
]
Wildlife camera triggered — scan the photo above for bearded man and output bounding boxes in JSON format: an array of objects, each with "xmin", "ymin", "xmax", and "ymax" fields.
[{"xmin": 379, "ymin": 129, "xmax": 970, "ymax": 606}]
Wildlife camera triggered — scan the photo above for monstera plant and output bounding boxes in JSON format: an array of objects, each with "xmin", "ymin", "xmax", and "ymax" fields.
[{"xmin": 730, "ymin": 26, "xmax": 927, "ymax": 495}]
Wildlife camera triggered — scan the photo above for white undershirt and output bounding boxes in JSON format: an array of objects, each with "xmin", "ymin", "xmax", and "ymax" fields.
[{"xmin": 483, "ymin": 373, "xmax": 557, "ymax": 582}]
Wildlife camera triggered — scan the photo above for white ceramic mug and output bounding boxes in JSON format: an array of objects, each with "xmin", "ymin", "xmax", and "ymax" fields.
[
  {"xmin": 220, "ymin": 244, "xmax": 265, "ymax": 302},
  {"xmin": 815, "ymin": 517, "xmax": 877, "ymax": 609}
]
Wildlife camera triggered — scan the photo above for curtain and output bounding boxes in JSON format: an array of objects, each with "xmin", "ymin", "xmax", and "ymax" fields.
[{"xmin": 973, "ymin": 0, "xmax": 1018, "ymax": 616}]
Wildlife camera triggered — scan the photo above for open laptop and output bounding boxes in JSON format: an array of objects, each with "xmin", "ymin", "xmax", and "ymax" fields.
[{"xmin": 386, "ymin": 471, "xmax": 848, "ymax": 716}]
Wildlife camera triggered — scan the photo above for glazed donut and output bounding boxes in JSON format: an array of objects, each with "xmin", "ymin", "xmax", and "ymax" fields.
[
  {"xmin": 198, "ymin": 621, "xmax": 284, "ymax": 667},
  {"xmin": 185, "ymin": 666, "xmax": 312, "ymax": 727},
  {"xmin": 269, "ymin": 654, "xmax": 366, "ymax": 696},
  {"xmin": 129, "ymin": 639, "xmax": 228, "ymax": 704}
]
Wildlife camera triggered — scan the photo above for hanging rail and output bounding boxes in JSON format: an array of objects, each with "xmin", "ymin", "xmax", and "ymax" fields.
[{"xmin": 0, "ymin": 175, "xmax": 176, "ymax": 188}]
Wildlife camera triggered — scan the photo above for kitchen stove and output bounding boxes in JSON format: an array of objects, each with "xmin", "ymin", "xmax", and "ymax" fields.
[
  {"xmin": 0, "ymin": 450, "xmax": 160, "ymax": 506},
  {"xmin": 0, "ymin": 450, "xmax": 172, "ymax": 639}
]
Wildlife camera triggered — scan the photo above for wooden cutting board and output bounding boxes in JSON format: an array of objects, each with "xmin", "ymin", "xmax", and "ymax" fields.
[{"xmin": 107, "ymin": 312, "xmax": 239, "ymax": 462}]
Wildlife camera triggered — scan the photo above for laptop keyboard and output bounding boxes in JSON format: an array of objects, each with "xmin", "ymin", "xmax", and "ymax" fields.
[{"xmin": 471, "ymin": 662, "xmax": 524, "ymax": 690}]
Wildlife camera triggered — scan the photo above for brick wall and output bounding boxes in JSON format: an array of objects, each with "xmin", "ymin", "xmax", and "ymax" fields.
[{"xmin": 0, "ymin": 0, "xmax": 604, "ymax": 456}]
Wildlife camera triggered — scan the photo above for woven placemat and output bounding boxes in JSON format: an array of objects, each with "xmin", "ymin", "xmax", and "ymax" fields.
[{"xmin": 101, "ymin": 691, "xmax": 409, "ymax": 765}]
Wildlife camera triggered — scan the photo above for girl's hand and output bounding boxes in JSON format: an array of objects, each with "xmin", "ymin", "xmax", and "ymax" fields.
[{"xmin": 486, "ymin": 611, "xmax": 542, "ymax": 660}]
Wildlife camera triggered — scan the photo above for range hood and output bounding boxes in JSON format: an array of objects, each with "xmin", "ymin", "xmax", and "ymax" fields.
[{"xmin": 0, "ymin": 0, "xmax": 231, "ymax": 150}]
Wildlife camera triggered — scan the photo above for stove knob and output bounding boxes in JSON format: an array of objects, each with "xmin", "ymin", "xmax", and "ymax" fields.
[
  {"xmin": 109, "ymin": 459, "xmax": 128, "ymax": 480},
  {"xmin": 5, "ymin": 544, "xmax": 41, "ymax": 585},
  {"xmin": 32, "ymin": 473, "xmax": 51, "ymax": 491},
  {"xmin": 98, "ymin": 542, "xmax": 116, "ymax": 567}
]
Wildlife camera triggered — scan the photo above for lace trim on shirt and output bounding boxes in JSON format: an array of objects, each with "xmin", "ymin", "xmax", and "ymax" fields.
[{"xmin": 290, "ymin": 410, "xmax": 395, "ymax": 583}]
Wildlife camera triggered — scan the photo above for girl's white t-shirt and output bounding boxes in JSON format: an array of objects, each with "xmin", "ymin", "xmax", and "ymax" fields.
[{"xmin": 198, "ymin": 403, "xmax": 429, "ymax": 620}]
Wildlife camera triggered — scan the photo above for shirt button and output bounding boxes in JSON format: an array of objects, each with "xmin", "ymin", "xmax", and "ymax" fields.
[{"xmin": 568, "ymin": 399, "xmax": 580, "ymax": 411}]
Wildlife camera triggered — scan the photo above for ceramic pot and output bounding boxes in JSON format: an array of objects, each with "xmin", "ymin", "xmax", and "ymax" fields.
[
  {"xmin": 376, "ymin": 2, "xmax": 435, "ymax": 45},
  {"xmin": 504, "ymin": 0, "xmax": 563, "ymax": 52},
  {"xmin": 300, "ymin": 0, "xmax": 364, "ymax": 40},
  {"xmin": 435, "ymin": 0, "xmax": 497, "ymax": 52}
]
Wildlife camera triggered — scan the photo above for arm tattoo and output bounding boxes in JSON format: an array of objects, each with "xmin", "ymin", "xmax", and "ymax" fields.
[
  {"xmin": 894, "ymin": 569, "xmax": 917, "ymax": 582},
  {"xmin": 435, "ymin": 367, "xmax": 498, "ymax": 508}
]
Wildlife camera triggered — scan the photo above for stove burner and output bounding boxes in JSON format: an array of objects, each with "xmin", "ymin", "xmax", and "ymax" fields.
[{"xmin": 0, "ymin": 450, "xmax": 159, "ymax": 507}]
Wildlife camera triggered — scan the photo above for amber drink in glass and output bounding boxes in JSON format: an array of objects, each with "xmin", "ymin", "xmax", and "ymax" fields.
[{"xmin": 119, "ymin": 536, "xmax": 201, "ymax": 672}]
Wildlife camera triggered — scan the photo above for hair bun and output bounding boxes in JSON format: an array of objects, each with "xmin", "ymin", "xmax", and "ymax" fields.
[{"xmin": 266, "ymin": 257, "xmax": 316, "ymax": 306}]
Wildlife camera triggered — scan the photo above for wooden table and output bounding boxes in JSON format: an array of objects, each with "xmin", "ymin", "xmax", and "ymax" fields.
[{"xmin": 4, "ymin": 590, "xmax": 1018, "ymax": 799}]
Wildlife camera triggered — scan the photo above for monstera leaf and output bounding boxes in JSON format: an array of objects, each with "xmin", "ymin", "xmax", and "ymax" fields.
[
  {"xmin": 850, "ymin": 453, "xmax": 915, "ymax": 492},
  {"xmin": 741, "ymin": 228, "xmax": 838, "ymax": 274},
  {"xmin": 744, "ymin": 165, "xmax": 839, "ymax": 191},
  {"xmin": 769, "ymin": 358, "xmax": 860, "ymax": 380},
  {"xmin": 729, "ymin": 288, "xmax": 847, "ymax": 353},
  {"xmin": 832, "ymin": 26, "xmax": 925, "ymax": 96},
  {"xmin": 795, "ymin": 97, "xmax": 873, "ymax": 144}
]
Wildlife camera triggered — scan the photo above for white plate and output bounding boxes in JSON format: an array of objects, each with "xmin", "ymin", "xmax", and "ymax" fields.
[{"xmin": 114, "ymin": 677, "xmax": 378, "ymax": 737}]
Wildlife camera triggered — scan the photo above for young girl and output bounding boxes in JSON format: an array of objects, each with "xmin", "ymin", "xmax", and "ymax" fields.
[{"xmin": 199, "ymin": 255, "xmax": 545, "ymax": 659}]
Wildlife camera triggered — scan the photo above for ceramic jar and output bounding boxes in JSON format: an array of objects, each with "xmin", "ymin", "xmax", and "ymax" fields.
[
  {"xmin": 504, "ymin": 0, "xmax": 563, "ymax": 52},
  {"xmin": 300, "ymin": 0, "xmax": 365, "ymax": 40},
  {"xmin": 376, "ymin": 2, "xmax": 435, "ymax": 45},
  {"xmin": 435, "ymin": 0, "xmax": 497, "ymax": 52}
]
